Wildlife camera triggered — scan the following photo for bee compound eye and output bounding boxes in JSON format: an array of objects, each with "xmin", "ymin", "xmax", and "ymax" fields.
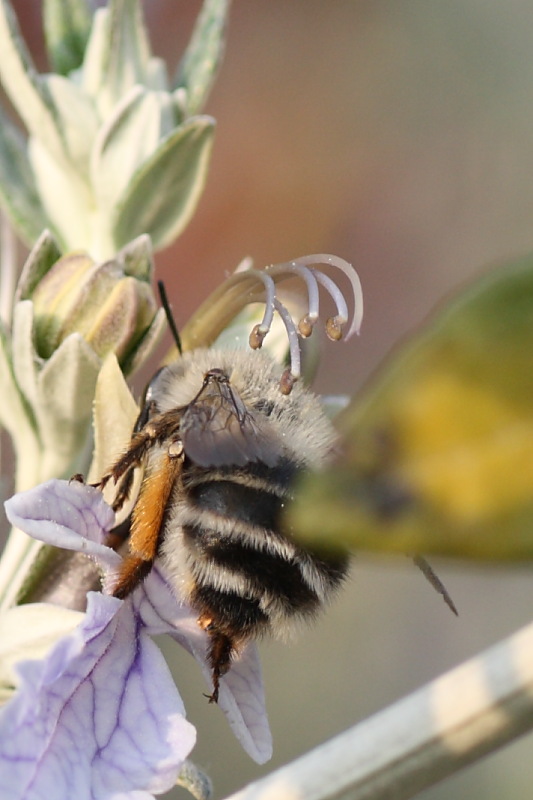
[{"xmin": 168, "ymin": 439, "xmax": 184, "ymax": 458}]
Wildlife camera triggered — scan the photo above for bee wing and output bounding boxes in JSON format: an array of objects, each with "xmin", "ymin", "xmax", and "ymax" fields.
[{"xmin": 181, "ymin": 394, "xmax": 280, "ymax": 468}]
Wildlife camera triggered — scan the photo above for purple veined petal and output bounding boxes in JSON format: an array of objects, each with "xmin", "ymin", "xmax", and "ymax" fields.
[
  {"xmin": 0, "ymin": 592, "xmax": 196, "ymax": 800},
  {"xmin": 217, "ymin": 642, "xmax": 273, "ymax": 765},
  {"xmin": 137, "ymin": 567, "xmax": 273, "ymax": 764},
  {"xmin": 5, "ymin": 479, "xmax": 121, "ymax": 570}
]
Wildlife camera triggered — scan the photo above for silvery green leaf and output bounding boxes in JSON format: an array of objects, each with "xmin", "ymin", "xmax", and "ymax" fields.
[
  {"xmin": 81, "ymin": 0, "xmax": 153, "ymax": 117},
  {"xmin": 0, "ymin": 108, "xmax": 49, "ymax": 246},
  {"xmin": 145, "ymin": 55, "xmax": 169, "ymax": 92},
  {"xmin": 0, "ymin": 320, "xmax": 37, "ymax": 444},
  {"xmin": 117, "ymin": 233, "xmax": 153, "ymax": 282},
  {"xmin": 0, "ymin": 0, "xmax": 68, "ymax": 162},
  {"xmin": 11, "ymin": 301, "xmax": 41, "ymax": 409},
  {"xmin": 36, "ymin": 333, "xmax": 100, "ymax": 473},
  {"xmin": 123, "ymin": 306, "xmax": 166, "ymax": 376},
  {"xmin": 176, "ymin": 760, "xmax": 213, "ymax": 800},
  {"xmin": 91, "ymin": 85, "xmax": 175, "ymax": 214},
  {"xmin": 43, "ymin": 0, "xmax": 93, "ymax": 76},
  {"xmin": 44, "ymin": 73, "xmax": 98, "ymax": 166},
  {"xmin": 88, "ymin": 353, "xmax": 138, "ymax": 484},
  {"xmin": 28, "ymin": 137, "xmax": 93, "ymax": 253},
  {"xmin": 112, "ymin": 115, "xmax": 215, "ymax": 251},
  {"xmin": 0, "ymin": 530, "xmax": 41, "ymax": 612},
  {"xmin": 16, "ymin": 230, "xmax": 62, "ymax": 302},
  {"xmin": 175, "ymin": 0, "xmax": 230, "ymax": 116}
]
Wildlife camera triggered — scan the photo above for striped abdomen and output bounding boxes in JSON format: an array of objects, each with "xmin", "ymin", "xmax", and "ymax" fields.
[{"xmin": 161, "ymin": 460, "xmax": 348, "ymax": 645}]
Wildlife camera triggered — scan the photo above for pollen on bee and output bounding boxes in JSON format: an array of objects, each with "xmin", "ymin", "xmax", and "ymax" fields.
[{"xmin": 129, "ymin": 454, "xmax": 181, "ymax": 560}]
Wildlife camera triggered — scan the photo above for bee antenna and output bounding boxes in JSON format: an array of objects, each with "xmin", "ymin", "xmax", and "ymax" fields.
[{"xmin": 158, "ymin": 280, "xmax": 182, "ymax": 355}]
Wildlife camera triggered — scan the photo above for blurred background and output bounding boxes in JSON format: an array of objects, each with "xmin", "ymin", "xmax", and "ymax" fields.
[{"xmin": 14, "ymin": 1, "xmax": 533, "ymax": 798}]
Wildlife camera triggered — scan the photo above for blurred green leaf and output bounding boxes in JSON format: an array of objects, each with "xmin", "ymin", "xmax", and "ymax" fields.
[
  {"xmin": 175, "ymin": 0, "xmax": 231, "ymax": 116},
  {"xmin": 0, "ymin": 0, "xmax": 75, "ymax": 162},
  {"xmin": 289, "ymin": 255, "xmax": 533, "ymax": 561},
  {"xmin": 43, "ymin": 0, "xmax": 93, "ymax": 75},
  {"xmin": 111, "ymin": 115, "xmax": 215, "ymax": 251},
  {"xmin": 91, "ymin": 85, "xmax": 174, "ymax": 214},
  {"xmin": 0, "ymin": 322, "xmax": 37, "ymax": 445},
  {"xmin": 16, "ymin": 230, "xmax": 62, "ymax": 301},
  {"xmin": 0, "ymin": 108, "xmax": 49, "ymax": 245},
  {"xmin": 88, "ymin": 353, "xmax": 138, "ymax": 484},
  {"xmin": 36, "ymin": 332, "xmax": 100, "ymax": 473},
  {"xmin": 81, "ymin": 0, "xmax": 154, "ymax": 116}
]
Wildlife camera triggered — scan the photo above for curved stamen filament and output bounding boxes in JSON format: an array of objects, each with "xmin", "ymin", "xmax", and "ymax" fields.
[
  {"xmin": 310, "ymin": 269, "xmax": 349, "ymax": 340},
  {"xmin": 246, "ymin": 270, "xmax": 276, "ymax": 344},
  {"xmin": 178, "ymin": 253, "xmax": 362, "ymax": 394},
  {"xmin": 293, "ymin": 254, "xmax": 363, "ymax": 339},
  {"xmin": 265, "ymin": 262, "xmax": 320, "ymax": 337},
  {"xmin": 273, "ymin": 297, "xmax": 301, "ymax": 393}
]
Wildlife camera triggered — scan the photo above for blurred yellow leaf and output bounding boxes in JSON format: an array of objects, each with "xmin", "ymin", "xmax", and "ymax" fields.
[{"xmin": 289, "ymin": 256, "xmax": 533, "ymax": 560}]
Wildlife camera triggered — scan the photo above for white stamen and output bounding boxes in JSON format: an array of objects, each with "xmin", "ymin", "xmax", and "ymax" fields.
[
  {"xmin": 227, "ymin": 253, "xmax": 362, "ymax": 391},
  {"xmin": 247, "ymin": 269, "xmax": 277, "ymax": 337},
  {"xmin": 310, "ymin": 269, "xmax": 349, "ymax": 334},
  {"xmin": 293, "ymin": 254, "xmax": 363, "ymax": 338},
  {"xmin": 266, "ymin": 262, "xmax": 320, "ymax": 329},
  {"xmin": 273, "ymin": 298, "xmax": 301, "ymax": 386}
]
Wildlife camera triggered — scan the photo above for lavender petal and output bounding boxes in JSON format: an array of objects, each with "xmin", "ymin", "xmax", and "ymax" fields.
[
  {"xmin": 0, "ymin": 592, "xmax": 196, "ymax": 800},
  {"xmin": 137, "ymin": 567, "xmax": 272, "ymax": 764},
  {"xmin": 5, "ymin": 479, "xmax": 121, "ymax": 570}
]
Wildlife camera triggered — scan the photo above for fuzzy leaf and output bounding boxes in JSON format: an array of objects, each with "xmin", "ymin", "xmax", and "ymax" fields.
[
  {"xmin": 36, "ymin": 333, "xmax": 100, "ymax": 472},
  {"xmin": 0, "ymin": 0, "xmax": 77, "ymax": 162},
  {"xmin": 117, "ymin": 233, "xmax": 154, "ymax": 282},
  {"xmin": 81, "ymin": 0, "xmax": 154, "ymax": 117},
  {"xmin": 43, "ymin": 0, "xmax": 93, "ymax": 75},
  {"xmin": 0, "ymin": 107, "xmax": 49, "ymax": 245},
  {"xmin": 43, "ymin": 73, "xmax": 98, "ymax": 166},
  {"xmin": 11, "ymin": 300, "xmax": 41, "ymax": 409},
  {"xmin": 123, "ymin": 306, "xmax": 166, "ymax": 376},
  {"xmin": 91, "ymin": 86, "xmax": 175, "ymax": 215},
  {"xmin": 111, "ymin": 115, "xmax": 215, "ymax": 251},
  {"xmin": 28, "ymin": 136, "xmax": 93, "ymax": 252},
  {"xmin": 15, "ymin": 230, "xmax": 63, "ymax": 302},
  {"xmin": 289, "ymin": 255, "xmax": 533, "ymax": 561},
  {"xmin": 175, "ymin": 0, "xmax": 230, "ymax": 116},
  {"xmin": 88, "ymin": 354, "xmax": 139, "ymax": 484}
]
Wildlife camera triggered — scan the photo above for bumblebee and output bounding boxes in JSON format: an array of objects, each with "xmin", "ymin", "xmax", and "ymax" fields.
[{"xmin": 100, "ymin": 347, "xmax": 348, "ymax": 702}]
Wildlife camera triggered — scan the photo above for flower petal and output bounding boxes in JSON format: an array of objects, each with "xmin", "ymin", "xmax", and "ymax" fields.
[
  {"xmin": 0, "ymin": 592, "xmax": 196, "ymax": 800},
  {"xmin": 137, "ymin": 567, "xmax": 273, "ymax": 764},
  {"xmin": 217, "ymin": 643, "xmax": 273, "ymax": 765},
  {"xmin": 5, "ymin": 479, "xmax": 120, "ymax": 570}
]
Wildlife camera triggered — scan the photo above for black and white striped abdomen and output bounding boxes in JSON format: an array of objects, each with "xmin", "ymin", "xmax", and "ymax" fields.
[{"xmin": 159, "ymin": 459, "xmax": 348, "ymax": 642}]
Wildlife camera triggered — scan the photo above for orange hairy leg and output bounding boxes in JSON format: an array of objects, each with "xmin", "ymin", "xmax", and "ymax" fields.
[{"xmin": 112, "ymin": 449, "xmax": 183, "ymax": 599}]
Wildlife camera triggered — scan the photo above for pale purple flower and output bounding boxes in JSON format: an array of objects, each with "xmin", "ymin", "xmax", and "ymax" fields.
[{"xmin": 1, "ymin": 480, "xmax": 272, "ymax": 800}]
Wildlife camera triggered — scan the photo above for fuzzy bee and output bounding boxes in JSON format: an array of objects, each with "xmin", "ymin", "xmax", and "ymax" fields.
[
  {"xmin": 100, "ymin": 347, "xmax": 350, "ymax": 702},
  {"xmin": 96, "ymin": 256, "xmax": 363, "ymax": 702}
]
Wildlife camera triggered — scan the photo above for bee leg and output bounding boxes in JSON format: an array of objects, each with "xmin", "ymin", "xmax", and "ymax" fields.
[
  {"xmin": 200, "ymin": 622, "xmax": 235, "ymax": 704},
  {"xmin": 97, "ymin": 433, "xmax": 154, "ymax": 511},
  {"xmin": 108, "ymin": 466, "xmax": 136, "ymax": 513},
  {"xmin": 112, "ymin": 450, "xmax": 183, "ymax": 599},
  {"xmin": 113, "ymin": 555, "xmax": 154, "ymax": 599},
  {"xmin": 98, "ymin": 412, "xmax": 183, "ymax": 512}
]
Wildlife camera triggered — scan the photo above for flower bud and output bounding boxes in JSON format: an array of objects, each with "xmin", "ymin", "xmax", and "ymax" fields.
[{"xmin": 30, "ymin": 251, "xmax": 159, "ymax": 371}]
